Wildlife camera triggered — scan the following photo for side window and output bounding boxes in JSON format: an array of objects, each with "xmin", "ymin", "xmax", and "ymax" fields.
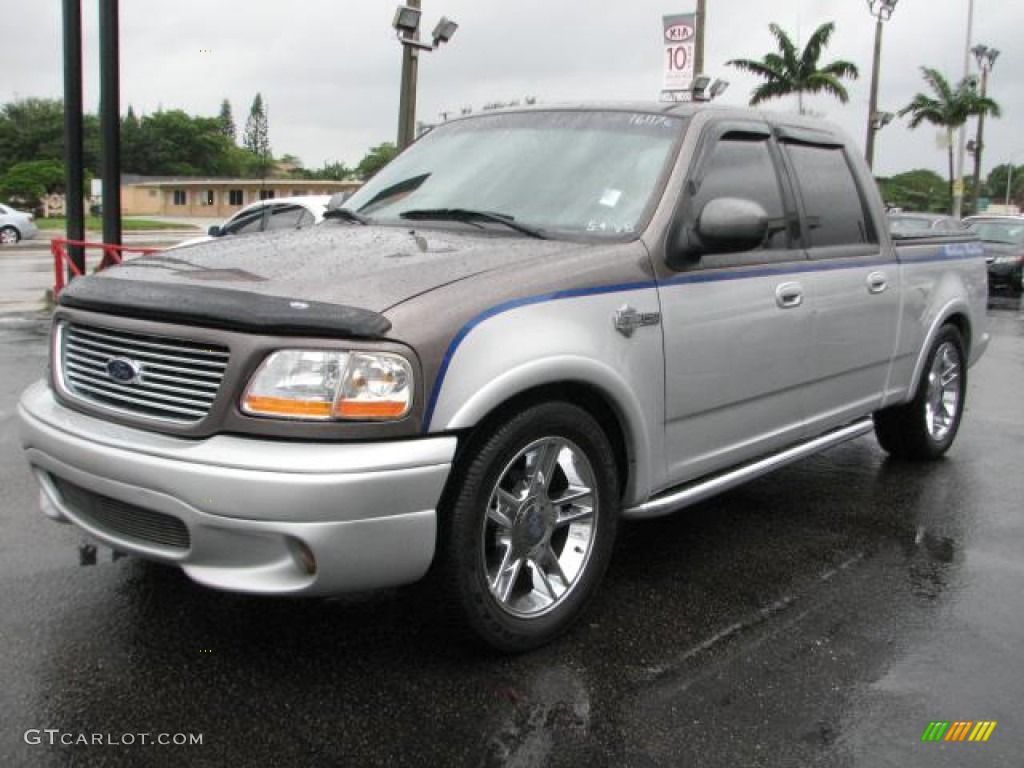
[
  {"xmin": 264, "ymin": 204, "xmax": 308, "ymax": 231},
  {"xmin": 691, "ymin": 133, "xmax": 789, "ymax": 251},
  {"xmin": 223, "ymin": 207, "xmax": 265, "ymax": 235},
  {"xmin": 784, "ymin": 142, "xmax": 876, "ymax": 248}
]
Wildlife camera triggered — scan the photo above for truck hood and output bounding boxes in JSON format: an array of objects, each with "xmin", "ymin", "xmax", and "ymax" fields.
[{"xmin": 96, "ymin": 225, "xmax": 587, "ymax": 313}]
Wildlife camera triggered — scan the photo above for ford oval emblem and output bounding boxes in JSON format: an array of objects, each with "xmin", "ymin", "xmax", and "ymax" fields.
[
  {"xmin": 106, "ymin": 357, "xmax": 142, "ymax": 385},
  {"xmin": 665, "ymin": 23, "xmax": 694, "ymax": 42}
]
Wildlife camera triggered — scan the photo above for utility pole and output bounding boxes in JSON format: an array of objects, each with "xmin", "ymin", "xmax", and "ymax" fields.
[
  {"xmin": 864, "ymin": 1, "xmax": 898, "ymax": 171},
  {"xmin": 952, "ymin": 0, "xmax": 976, "ymax": 219},
  {"xmin": 99, "ymin": 0, "xmax": 122, "ymax": 246},
  {"xmin": 397, "ymin": 0, "xmax": 422, "ymax": 150},
  {"xmin": 865, "ymin": 16, "xmax": 883, "ymax": 169},
  {"xmin": 694, "ymin": 0, "xmax": 707, "ymax": 76},
  {"xmin": 970, "ymin": 45, "xmax": 999, "ymax": 214},
  {"xmin": 62, "ymin": 0, "xmax": 85, "ymax": 275}
]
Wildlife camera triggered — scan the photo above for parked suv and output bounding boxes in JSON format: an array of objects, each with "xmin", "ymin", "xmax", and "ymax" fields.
[{"xmin": 19, "ymin": 105, "xmax": 987, "ymax": 651}]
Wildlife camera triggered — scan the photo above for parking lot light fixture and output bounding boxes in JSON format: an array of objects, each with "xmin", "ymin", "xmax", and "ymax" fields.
[
  {"xmin": 871, "ymin": 111, "xmax": 894, "ymax": 131},
  {"xmin": 392, "ymin": 5, "xmax": 421, "ymax": 35},
  {"xmin": 432, "ymin": 17, "xmax": 458, "ymax": 46},
  {"xmin": 395, "ymin": 3, "xmax": 458, "ymax": 151}
]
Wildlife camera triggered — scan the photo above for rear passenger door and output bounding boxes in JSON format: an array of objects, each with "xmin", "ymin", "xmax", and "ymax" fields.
[
  {"xmin": 777, "ymin": 130, "xmax": 900, "ymax": 433},
  {"xmin": 658, "ymin": 123, "xmax": 813, "ymax": 486}
]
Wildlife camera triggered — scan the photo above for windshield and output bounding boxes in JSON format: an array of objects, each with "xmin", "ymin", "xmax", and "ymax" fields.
[
  {"xmin": 342, "ymin": 110, "xmax": 686, "ymax": 239},
  {"xmin": 966, "ymin": 219, "xmax": 1024, "ymax": 245}
]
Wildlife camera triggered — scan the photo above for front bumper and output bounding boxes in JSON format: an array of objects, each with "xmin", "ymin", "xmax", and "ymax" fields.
[{"xmin": 18, "ymin": 381, "xmax": 456, "ymax": 595}]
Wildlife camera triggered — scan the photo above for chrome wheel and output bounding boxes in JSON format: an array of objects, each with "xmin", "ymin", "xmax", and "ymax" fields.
[
  {"xmin": 0, "ymin": 226, "xmax": 20, "ymax": 244},
  {"xmin": 481, "ymin": 436, "xmax": 597, "ymax": 618},
  {"xmin": 924, "ymin": 341, "xmax": 961, "ymax": 442}
]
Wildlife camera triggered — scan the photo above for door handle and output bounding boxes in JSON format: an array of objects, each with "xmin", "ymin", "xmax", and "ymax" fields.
[
  {"xmin": 775, "ymin": 282, "xmax": 804, "ymax": 309},
  {"xmin": 866, "ymin": 271, "xmax": 888, "ymax": 294}
]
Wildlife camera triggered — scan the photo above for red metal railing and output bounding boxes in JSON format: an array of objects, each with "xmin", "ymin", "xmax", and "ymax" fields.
[{"xmin": 52, "ymin": 238, "xmax": 159, "ymax": 298}]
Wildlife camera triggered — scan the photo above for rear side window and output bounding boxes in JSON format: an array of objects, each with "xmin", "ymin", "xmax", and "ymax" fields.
[
  {"xmin": 692, "ymin": 134, "xmax": 789, "ymax": 251},
  {"xmin": 784, "ymin": 143, "xmax": 876, "ymax": 248}
]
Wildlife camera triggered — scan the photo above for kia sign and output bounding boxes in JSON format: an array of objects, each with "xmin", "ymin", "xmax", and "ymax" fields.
[{"xmin": 662, "ymin": 13, "xmax": 696, "ymax": 92}]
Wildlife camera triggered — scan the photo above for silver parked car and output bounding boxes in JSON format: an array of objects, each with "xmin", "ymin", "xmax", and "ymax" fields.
[{"xmin": 0, "ymin": 202, "xmax": 39, "ymax": 244}]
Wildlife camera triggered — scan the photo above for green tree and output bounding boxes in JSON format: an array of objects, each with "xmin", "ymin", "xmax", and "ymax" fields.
[
  {"xmin": 217, "ymin": 99, "xmax": 236, "ymax": 144},
  {"xmin": 0, "ymin": 98, "xmax": 103, "ymax": 176},
  {"xmin": 243, "ymin": 93, "xmax": 272, "ymax": 176},
  {"xmin": 985, "ymin": 163, "xmax": 1023, "ymax": 207},
  {"xmin": 898, "ymin": 67, "xmax": 1001, "ymax": 213},
  {"xmin": 130, "ymin": 110, "xmax": 240, "ymax": 176},
  {"xmin": 727, "ymin": 22, "xmax": 859, "ymax": 113},
  {"xmin": 314, "ymin": 160, "xmax": 353, "ymax": 181},
  {"xmin": 876, "ymin": 169, "xmax": 947, "ymax": 212},
  {"xmin": 356, "ymin": 143, "xmax": 398, "ymax": 180},
  {"xmin": 0, "ymin": 159, "xmax": 65, "ymax": 212}
]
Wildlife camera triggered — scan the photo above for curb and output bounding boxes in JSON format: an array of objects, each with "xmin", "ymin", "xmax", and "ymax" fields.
[{"xmin": 0, "ymin": 311, "xmax": 53, "ymax": 333}]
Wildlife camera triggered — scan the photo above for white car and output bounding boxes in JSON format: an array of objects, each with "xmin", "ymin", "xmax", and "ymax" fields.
[
  {"xmin": 0, "ymin": 203, "xmax": 39, "ymax": 244},
  {"xmin": 172, "ymin": 195, "xmax": 332, "ymax": 249}
]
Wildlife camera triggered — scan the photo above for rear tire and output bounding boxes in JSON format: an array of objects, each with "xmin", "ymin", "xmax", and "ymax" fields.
[
  {"xmin": 873, "ymin": 325, "xmax": 966, "ymax": 460},
  {"xmin": 0, "ymin": 225, "xmax": 20, "ymax": 244},
  {"xmin": 437, "ymin": 402, "xmax": 619, "ymax": 652}
]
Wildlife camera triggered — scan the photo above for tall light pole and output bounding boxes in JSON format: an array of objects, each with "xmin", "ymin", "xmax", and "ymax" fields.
[
  {"xmin": 864, "ymin": 0, "xmax": 898, "ymax": 171},
  {"xmin": 969, "ymin": 44, "xmax": 999, "ymax": 215},
  {"xmin": 393, "ymin": 3, "xmax": 458, "ymax": 151},
  {"xmin": 694, "ymin": 0, "xmax": 707, "ymax": 77},
  {"xmin": 952, "ymin": 0, "xmax": 976, "ymax": 219}
]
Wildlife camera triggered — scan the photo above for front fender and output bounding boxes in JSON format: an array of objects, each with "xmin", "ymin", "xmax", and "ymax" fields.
[{"xmin": 425, "ymin": 288, "xmax": 665, "ymax": 505}]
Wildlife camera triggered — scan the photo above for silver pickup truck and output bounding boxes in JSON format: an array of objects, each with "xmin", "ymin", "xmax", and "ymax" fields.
[{"xmin": 18, "ymin": 104, "xmax": 987, "ymax": 651}]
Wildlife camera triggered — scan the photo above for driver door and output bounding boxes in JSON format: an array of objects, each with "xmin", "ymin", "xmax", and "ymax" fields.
[{"xmin": 658, "ymin": 123, "xmax": 813, "ymax": 486}]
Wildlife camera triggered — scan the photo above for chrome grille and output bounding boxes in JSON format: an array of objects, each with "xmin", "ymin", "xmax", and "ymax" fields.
[
  {"xmin": 51, "ymin": 475, "xmax": 191, "ymax": 551},
  {"xmin": 59, "ymin": 322, "xmax": 229, "ymax": 423}
]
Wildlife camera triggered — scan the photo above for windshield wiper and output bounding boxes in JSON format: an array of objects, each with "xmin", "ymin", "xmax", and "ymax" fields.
[
  {"xmin": 323, "ymin": 207, "xmax": 369, "ymax": 225},
  {"xmin": 399, "ymin": 208, "xmax": 548, "ymax": 239}
]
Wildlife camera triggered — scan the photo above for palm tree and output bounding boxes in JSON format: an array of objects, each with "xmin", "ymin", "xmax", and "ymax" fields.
[
  {"xmin": 727, "ymin": 22, "xmax": 859, "ymax": 114},
  {"xmin": 899, "ymin": 67, "xmax": 1001, "ymax": 212}
]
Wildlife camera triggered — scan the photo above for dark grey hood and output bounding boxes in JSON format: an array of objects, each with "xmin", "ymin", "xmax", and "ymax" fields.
[{"xmin": 94, "ymin": 225, "xmax": 588, "ymax": 313}]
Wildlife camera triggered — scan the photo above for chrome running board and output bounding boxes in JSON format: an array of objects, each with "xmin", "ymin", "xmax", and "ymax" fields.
[{"xmin": 624, "ymin": 419, "xmax": 874, "ymax": 519}]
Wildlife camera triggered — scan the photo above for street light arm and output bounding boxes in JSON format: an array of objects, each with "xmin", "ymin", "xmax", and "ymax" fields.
[{"xmin": 395, "ymin": 30, "xmax": 434, "ymax": 52}]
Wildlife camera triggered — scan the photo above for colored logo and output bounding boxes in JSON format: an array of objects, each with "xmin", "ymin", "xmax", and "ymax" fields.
[{"xmin": 921, "ymin": 721, "xmax": 997, "ymax": 742}]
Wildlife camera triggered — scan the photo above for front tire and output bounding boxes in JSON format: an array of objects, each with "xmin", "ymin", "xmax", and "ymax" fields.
[
  {"xmin": 873, "ymin": 325, "xmax": 967, "ymax": 460},
  {"xmin": 0, "ymin": 225, "xmax": 21, "ymax": 244},
  {"xmin": 438, "ymin": 402, "xmax": 619, "ymax": 652}
]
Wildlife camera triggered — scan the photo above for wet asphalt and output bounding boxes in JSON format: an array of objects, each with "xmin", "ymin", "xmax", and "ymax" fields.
[{"xmin": 0, "ymin": 298, "xmax": 1022, "ymax": 768}]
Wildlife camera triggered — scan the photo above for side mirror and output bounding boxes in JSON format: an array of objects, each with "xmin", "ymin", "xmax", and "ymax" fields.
[
  {"xmin": 208, "ymin": 225, "xmax": 223, "ymax": 237},
  {"xmin": 697, "ymin": 197, "xmax": 769, "ymax": 248},
  {"xmin": 666, "ymin": 197, "xmax": 770, "ymax": 270}
]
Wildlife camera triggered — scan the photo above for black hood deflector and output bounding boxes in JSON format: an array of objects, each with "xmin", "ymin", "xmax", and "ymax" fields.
[{"xmin": 58, "ymin": 278, "xmax": 392, "ymax": 338}]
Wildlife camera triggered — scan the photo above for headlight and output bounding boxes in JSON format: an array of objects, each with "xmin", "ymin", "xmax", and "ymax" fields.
[
  {"xmin": 992, "ymin": 255, "xmax": 1020, "ymax": 265},
  {"xmin": 242, "ymin": 349, "xmax": 413, "ymax": 421}
]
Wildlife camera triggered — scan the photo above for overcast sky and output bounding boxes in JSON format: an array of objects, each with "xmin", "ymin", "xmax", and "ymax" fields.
[{"xmin": 2, "ymin": 0, "xmax": 1020, "ymax": 181}]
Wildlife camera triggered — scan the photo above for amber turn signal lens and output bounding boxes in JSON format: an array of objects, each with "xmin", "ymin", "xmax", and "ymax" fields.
[
  {"xmin": 334, "ymin": 400, "xmax": 409, "ymax": 419},
  {"xmin": 242, "ymin": 396, "xmax": 333, "ymax": 418}
]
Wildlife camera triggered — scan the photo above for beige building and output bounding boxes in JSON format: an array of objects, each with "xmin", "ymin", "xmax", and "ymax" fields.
[{"xmin": 119, "ymin": 176, "xmax": 362, "ymax": 218}]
